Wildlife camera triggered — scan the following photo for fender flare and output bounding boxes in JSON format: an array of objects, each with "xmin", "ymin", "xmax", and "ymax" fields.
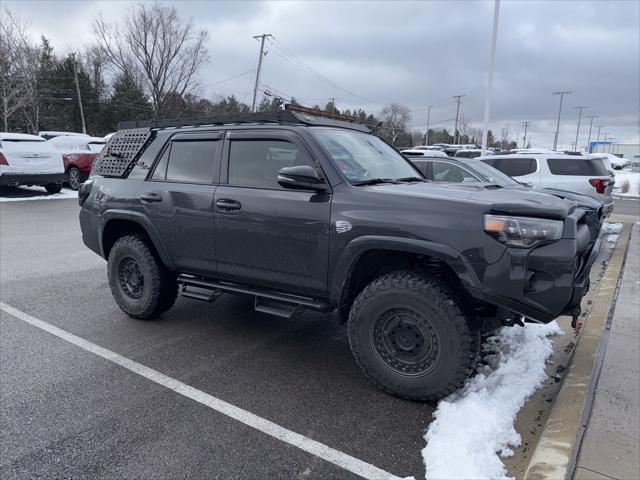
[
  {"xmin": 329, "ymin": 235, "xmax": 481, "ymax": 304},
  {"xmin": 100, "ymin": 210, "xmax": 176, "ymax": 271}
]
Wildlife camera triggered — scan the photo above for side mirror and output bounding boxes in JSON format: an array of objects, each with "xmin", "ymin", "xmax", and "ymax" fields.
[{"xmin": 277, "ymin": 165, "xmax": 327, "ymax": 191}]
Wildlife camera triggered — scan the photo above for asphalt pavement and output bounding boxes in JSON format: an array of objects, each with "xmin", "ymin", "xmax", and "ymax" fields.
[{"xmin": 0, "ymin": 198, "xmax": 429, "ymax": 480}]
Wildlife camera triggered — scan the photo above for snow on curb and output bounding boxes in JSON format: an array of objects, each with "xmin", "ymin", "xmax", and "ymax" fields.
[
  {"xmin": 0, "ymin": 186, "xmax": 77, "ymax": 202},
  {"xmin": 613, "ymin": 169, "xmax": 640, "ymax": 198},
  {"xmin": 422, "ymin": 321, "xmax": 563, "ymax": 480}
]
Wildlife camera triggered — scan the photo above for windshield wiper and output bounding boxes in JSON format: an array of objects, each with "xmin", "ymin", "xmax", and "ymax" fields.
[
  {"xmin": 396, "ymin": 176, "xmax": 428, "ymax": 183},
  {"xmin": 352, "ymin": 178, "xmax": 398, "ymax": 186}
]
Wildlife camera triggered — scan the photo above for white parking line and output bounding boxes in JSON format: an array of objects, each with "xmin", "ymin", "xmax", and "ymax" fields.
[{"xmin": 0, "ymin": 302, "xmax": 408, "ymax": 480}]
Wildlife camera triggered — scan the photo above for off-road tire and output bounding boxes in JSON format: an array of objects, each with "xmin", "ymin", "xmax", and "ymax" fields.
[
  {"xmin": 348, "ymin": 270, "xmax": 480, "ymax": 402},
  {"xmin": 107, "ymin": 234, "xmax": 177, "ymax": 319},
  {"xmin": 45, "ymin": 183, "xmax": 62, "ymax": 194}
]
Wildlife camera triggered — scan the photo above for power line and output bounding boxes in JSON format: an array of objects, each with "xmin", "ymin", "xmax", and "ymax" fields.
[{"xmin": 201, "ymin": 68, "xmax": 256, "ymax": 89}]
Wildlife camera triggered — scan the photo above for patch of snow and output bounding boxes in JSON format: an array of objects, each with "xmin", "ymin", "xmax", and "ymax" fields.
[
  {"xmin": 0, "ymin": 186, "xmax": 77, "ymax": 202},
  {"xmin": 613, "ymin": 169, "xmax": 640, "ymax": 198},
  {"xmin": 602, "ymin": 222, "xmax": 623, "ymax": 234},
  {"xmin": 607, "ymin": 234, "xmax": 619, "ymax": 243},
  {"xmin": 422, "ymin": 321, "xmax": 563, "ymax": 480}
]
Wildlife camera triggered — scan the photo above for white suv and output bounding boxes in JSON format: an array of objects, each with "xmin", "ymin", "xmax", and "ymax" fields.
[
  {"xmin": 0, "ymin": 133, "xmax": 65, "ymax": 193},
  {"xmin": 477, "ymin": 153, "xmax": 615, "ymax": 215}
]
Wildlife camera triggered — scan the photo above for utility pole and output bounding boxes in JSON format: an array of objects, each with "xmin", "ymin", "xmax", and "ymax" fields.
[
  {"xmin": 585, "ymin": 115, "xmax": 598, "ymax": 153},
  {"xmin": 71, "ymin": 53, "xmax": 86, "ymax": 134},
  {"xmin": 552, "ymin": 91, "xmax": 571, "ymax": 150},
  {"xmin": 453, "ymin": 94, "xmax": 465, "ymax": 144},
  {"xmin": 251, "ymin": 33, "xmax": 272, "ymax": 112},
  {"xmin": 522, "ymin": 121, "xmax": 531, "ymax": 149},
  {"xmin": 595, "ymin": 125, "xmax": 604, "ymax": 142},
  {"xmin": 608, "ymin": 138, "xmax": 615, "ymax": 153},
  {"xmin": 425, "ymin": 104, "xmax": 433, "ymax": 145},
  {"xmin": 481, "ymin": 0, "xmax": 500, "ymax": 156},
  {"xmin": 573, "ymin": 105, "xmax": 588, "ymax": 152}
]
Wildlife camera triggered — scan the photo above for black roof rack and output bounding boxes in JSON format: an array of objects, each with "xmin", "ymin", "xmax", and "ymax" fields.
[{"xmin": 117, "ymin": 104, "xmax": 370, "ymax": 133}]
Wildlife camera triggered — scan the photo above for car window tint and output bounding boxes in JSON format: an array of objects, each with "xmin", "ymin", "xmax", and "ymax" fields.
[
  {"xmin": 151, "ymin": 145, "xmax": 170, "ymax": 180},
  {"xmin": 481, "ymin": 158, "xmax": 498, "ymax": 167},
  {"xmin": 547, "ymin": 158, "xmax": 609, "ymax": 176},
  {"xmin": 228, "ymin": 139, "xmax": 314, "ymax": 189},
  {"xmin": 496, "ymin": 158, "xmax": 536, "ymax": 177},
  {"xmin": 411, "ymin": 159, "xmax": 428, "ymax": 176},
  {"xmin": 165, "ymin": 140, "xmax": 216, "ymax": 183},
  {"xmin": 432, "ymin": 162, "xmax": 479, "ymax": 183}
]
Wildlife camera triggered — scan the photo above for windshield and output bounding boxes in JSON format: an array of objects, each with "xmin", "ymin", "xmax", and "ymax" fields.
[
  {"xmin": 461, "ymin": 160, "xmax": 521, "ymax": 186},
  {"xmin": 312, "ymin": 128, "xmax": 419, "ymax": 183}
]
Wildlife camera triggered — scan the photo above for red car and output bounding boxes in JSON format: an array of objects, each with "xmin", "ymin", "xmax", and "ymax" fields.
[{"xmin": 48, "ymin": 136, "xmax": 106, "ymax": 190}]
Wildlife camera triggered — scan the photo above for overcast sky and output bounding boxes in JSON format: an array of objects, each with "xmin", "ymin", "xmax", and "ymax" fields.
[{"xmin": 7, "ymin": 0, "xmax": 640, "ymax": 146}]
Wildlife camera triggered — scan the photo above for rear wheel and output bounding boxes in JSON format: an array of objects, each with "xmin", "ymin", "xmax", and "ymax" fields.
[
  {"xmin": 45, "ymin": 183, "xmax": 62, "ymax": 194},
  {"xmin": 67, "ymin": 166, "xmax": 81, "ymax": 190},
  {"xmin": 348, "ymin": 270, "xmax": 480, "ymax": 402},
  {"xmin": 107, "ymin": 234, "xmax": 177, "ymax": 319}
]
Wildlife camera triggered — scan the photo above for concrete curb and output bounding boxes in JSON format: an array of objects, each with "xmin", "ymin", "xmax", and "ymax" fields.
[{"xmin": 523, "ymin": 223, "xmax": 633, "ymax": 480}]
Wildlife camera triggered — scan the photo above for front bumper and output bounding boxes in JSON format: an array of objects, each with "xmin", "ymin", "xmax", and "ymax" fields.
[
  {"xmin": 0, "ymin": 172, "xmax": 65, "ymax": 187},
  {"xmin": 466, "ymin": 220, "xmax": 601, "ymax": 323}
]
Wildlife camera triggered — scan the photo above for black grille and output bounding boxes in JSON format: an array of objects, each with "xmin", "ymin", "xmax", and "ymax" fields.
[{"xmin": 95, "ymin": 128, "xmax": 152, "ymax": 177}]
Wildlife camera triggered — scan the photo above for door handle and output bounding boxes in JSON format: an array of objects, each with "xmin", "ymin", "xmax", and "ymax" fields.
[
  {"xmin": 216, "ymin": 199, "xmax": 241, "ymax": 211},
  {"xmin": 140, "ymin": 192, "xmax": 162, "ymax": 203}
]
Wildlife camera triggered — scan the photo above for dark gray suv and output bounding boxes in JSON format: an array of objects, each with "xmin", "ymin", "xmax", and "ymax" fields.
[{"xmin": 78, "ymin": 105, "xmax": 601, "ymax": 401}]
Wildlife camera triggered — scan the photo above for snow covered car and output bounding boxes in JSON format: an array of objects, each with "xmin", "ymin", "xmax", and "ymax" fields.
[
  {"xmin": 48, "ymin": 135, "xmax": 106, "ymax": 190},
  {"xmin": 0, "ymin": 133, "xmax": 65, "ymax": 193},
  {"xmin": 591, "ymin": 152, "xmax": 630, "ymax": 170}
]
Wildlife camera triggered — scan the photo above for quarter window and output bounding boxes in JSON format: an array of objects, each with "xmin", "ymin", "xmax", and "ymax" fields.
[
  {"xmin": 228, "ymin": 139, "xmax": 315, "ymax": 189},
  {"xmin": 547, "ymin": 158, "xmax": 609, "ymax": 176}
]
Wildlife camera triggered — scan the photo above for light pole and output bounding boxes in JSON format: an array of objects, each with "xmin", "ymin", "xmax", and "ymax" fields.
[
  {"xmin": 607, "ymin": 138, "xmax": 615, "ymax": 153},
  {"xmin": 453, "ymin": 94, "xmax": 465, "ymax": 144},
  {"xmin": 425, "ymin": 104, "xmax": 433, "ymax": 145},
  {"xmin": 522, "ymin": 121, "xmax": 531, "ymax": 149},
  {"xmin": 586, "ymin": 115, "xmax": 598, "ymax": 153},
  {"xmin": 552, "ymin": 91, "xmax": 572, "ymax": 150},
  {"xmin": 573, "ymin": 106, "xmax": 587, "ymax": 152},
  {"xmin": 480, "ymin": 0, "xmax": 501, "ymax": 155}
]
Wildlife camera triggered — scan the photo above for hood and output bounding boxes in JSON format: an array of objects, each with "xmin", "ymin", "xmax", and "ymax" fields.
[{"xmin": 365, "ymin": 182, "xmax": 577, "ymax": 220}]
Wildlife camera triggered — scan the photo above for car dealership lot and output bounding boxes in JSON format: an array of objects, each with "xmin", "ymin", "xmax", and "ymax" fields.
[{"xmin": 0, "ymin": 198, "xmax": 429, "ymax": 479}]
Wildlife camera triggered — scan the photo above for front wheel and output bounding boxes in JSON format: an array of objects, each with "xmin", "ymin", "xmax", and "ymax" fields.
[
  {"xmin": 45, "ymin": 183, "xmax": 62, "ymax": 194},
  {"xmin": 107, "ymin": 234, "xmax": 177, "ymax": 319},
  {"xmin": 348, "ymin": 271, "xmax": 480, "ymax": 402},
  {"xmin": 67, "ymin": 166, "xmax": 81, "ymax": 190}
]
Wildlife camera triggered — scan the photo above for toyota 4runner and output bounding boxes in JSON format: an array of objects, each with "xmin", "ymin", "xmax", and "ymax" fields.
[{"xmin": 78, "ymin": 105, "xmax": 602, "ymax": 402}]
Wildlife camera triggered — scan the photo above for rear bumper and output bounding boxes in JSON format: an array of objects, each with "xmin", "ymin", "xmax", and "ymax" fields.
[
  {"xmin": 466, "ymin": 234, "xmax": 602, "ymax": 323},
  {"xmin": 0, "ymin": 172, "xmax": 65, "ymax": 186},
  {"xmin": 603, "ymin": 200, "xmax": 615, "ymax": 217}
]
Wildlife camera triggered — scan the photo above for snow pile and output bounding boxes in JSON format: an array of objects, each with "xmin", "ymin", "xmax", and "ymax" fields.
[
  {"xmin": 607, "ymin": 234, "xmax": 620, "ymax": 244},
  {"xmin": 422, "ymin": 321, "xmax": 563, "ymax": 480},
  {"xmin": 602, "ymin": 222, "xmax": 623, "ymax": 234},
  {"xmin": 0, "ymin": 186, "xmax": 77, "ymax": 202},
  {"xmin": 613, "ymin": 169, "xmax": 640, "ymax": 198}
]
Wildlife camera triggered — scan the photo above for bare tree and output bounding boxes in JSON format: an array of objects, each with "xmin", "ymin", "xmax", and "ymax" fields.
[
  {"xmin": 379, "ymin": 102, "xmax": 411, "ymax": 146},
  {"xmin": 0, "ymin": 8, "xmax": 40, "ymax": 131},
  {"xmin": 92, "ymin": 3, "xmax": 209, "ymax": 118}
]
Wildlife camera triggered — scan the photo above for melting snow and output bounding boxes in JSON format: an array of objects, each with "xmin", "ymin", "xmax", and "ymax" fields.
[
  {"xmin": 0, "ymin": 186, "xmax": 77, "ymax": 202},
  {"xmin": 422, "ymin": 321, "xmax": 563, "ymax": 480}
]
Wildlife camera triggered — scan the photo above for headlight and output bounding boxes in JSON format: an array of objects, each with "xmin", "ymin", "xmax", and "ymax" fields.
[{"xmin": 484, "ymin": 214, "xmax": 563, "ymax": 247}]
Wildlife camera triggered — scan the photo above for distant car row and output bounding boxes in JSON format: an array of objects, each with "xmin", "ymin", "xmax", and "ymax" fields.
[
  {"xmin": 0, "ymin": 131, "xmax": 111, "ymax": 194},
  {"xmin": 402, "ymin": 149, "xmax": 615, "ymax": 216}
]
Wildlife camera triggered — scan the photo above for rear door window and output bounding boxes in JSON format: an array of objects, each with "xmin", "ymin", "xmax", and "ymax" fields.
[
  {"xmin": 547, "ymin": 158, "xmax": 609, "ymax": 176},
  {"xmin": 493, "ymin": 157, "xmax": 537, "ymax": 177},
  {"xmin": 151, "ymin": 137, "xmax": 219, "ymax": 184}
]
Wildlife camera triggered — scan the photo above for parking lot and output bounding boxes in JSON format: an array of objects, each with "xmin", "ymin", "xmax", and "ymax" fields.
[{"xmin": 1, "ymin": 196, "xmax": 432, "ymax": 480}]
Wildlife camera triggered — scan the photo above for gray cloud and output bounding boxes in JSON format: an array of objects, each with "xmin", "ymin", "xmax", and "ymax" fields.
[{"xmin": 7, "ymin": 0, "xmax": 640, "ymax": 146}]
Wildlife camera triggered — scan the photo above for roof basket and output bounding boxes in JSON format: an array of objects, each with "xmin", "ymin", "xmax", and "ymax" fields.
[{"xmin": 117, "ymin": 104, "xmax": 370, "ymax": 133}]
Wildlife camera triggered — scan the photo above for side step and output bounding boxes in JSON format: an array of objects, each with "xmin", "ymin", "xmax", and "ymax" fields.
[{"xmin": 177, "ymin": 275, "xmax": 332, "ymax": 317}]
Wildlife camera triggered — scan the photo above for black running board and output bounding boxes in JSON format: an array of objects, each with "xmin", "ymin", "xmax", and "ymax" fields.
[{"xmin": 177, "ymin": 275, "xmax": 332, "ymax": 315}]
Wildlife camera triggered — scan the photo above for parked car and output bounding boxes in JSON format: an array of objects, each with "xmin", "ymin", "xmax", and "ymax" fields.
[
  {"xmin": 0, "ymin": 133, "xmax": 65, "ymax": 193},
  {"xmin": 410, "ymin": 145, "xmax": 445, "ymax": 152},
  {"xmin": 408, "ymin": 156, "xmax": 606, "ymax": 241},
  {"xmin": 590, "ymin": 152, "xmax": 630, "ymax": 170},
  {"xmin": 79, "ymin": 106, "xmax": 601, "ymax": 402},
  {"xmin": 38, "ymin": 131, "xmax": 90, "ymax": 141},
  {"xmin": 477, "ymin": 153, "xmax": 615, "ymax": 216},
  {"xmin": 48, "ymin": 135, "xmax": 106, "ymax": 190},
  {"xmin": 401, "ymin": 148, "xmax": 448, "ymax": 158},
  {"xmin": 453, "ymin": 149, "xmax": 492, "ymax": 159}
]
